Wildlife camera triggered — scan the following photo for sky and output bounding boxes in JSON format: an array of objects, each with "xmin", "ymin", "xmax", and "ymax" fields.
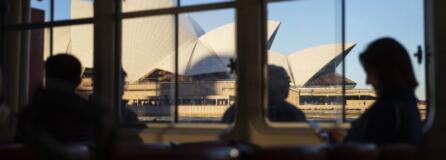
[{"xmin": 31, "ymin": 0, "xmax": 426, "ymax": 100}]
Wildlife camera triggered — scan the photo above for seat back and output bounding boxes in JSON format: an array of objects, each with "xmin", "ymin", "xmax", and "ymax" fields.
[
  {"xmin": 110, "ymin": 143, "xmax": 172, "ymax": 160},
  {"xmin": 0, "ymin": 144, "xmax": 39, "ymax": 160},
  {"xmin": 249, "ymin": 145, "xmax": 327, "ymax": 160},
  {"xmin": 168, "ymin": 141, "xmax": 242, "ymax": 160},
  {"xmin": 327, "ymin": 143, "xmax": 379, "ymax": 160},
  {"xmin": 379, "ymin": 144, "xmax": 418, "ymax": 160}
]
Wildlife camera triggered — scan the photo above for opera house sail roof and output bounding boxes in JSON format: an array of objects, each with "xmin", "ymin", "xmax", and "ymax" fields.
[{"xmin": 46, "ymin": 0, "xmax": 356, "ymax": 88}]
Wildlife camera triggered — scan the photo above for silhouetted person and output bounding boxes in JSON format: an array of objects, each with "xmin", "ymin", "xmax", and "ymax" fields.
[
  {"xmin": 89, "ymin": 69, "xmax": 145, "ymax": 143},
  {"xmin": 221, "ymin": 65, "xmax": 306, "ymax": 123},
  {"xmin": 17, "ymin": 54, "xmax": 104, "ymax": 160},
  {"xmin": 118, "ymin": 70, "xmax": 146, "ymax": 143},
  {"xmin": 117, "ymin": 70, "xmax": 141, "ymax": 124},
  {"xmin": 344, "ymin": 38, "xmax": 422, "ymax": 145}
]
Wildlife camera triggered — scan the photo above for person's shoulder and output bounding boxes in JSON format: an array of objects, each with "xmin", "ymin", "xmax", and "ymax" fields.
[
  {"xmin": 35, "ymin": 89, "xmax": 97, "ymax": 111},
  {"xmin": 283, "ymin": 102, "xmax": 307, "ymax": 121},
  {"xmin": 363, "ymin": 99, "xmax": 396, "ymax": 121},
  {"xmin": 369, "ymin": 99, "xmax": 395, "ymax": 111},
  {"xmin": 284, "ymin": 102, "xmax": 304, "ymax": 113},
  {"xmin": 222, "ymin": 105, "xmax": 236, "ymax": 115},
  {"xmin": 31, "ymin": 88, "xmax": 73, "ymax": 101},
  {"xmin": 221, "ymin": 104, "xmax": 236, "ymax": 123}
]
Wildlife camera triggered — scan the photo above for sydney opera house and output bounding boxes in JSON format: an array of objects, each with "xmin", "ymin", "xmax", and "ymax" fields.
[{"xmin": 40, "ymin": 0, "xmax": 390, "ymax": 121}]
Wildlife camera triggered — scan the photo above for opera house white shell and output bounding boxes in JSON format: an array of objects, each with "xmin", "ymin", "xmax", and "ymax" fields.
[{"xmin": 46, "ymin": 0, "xmax": 356, "ymax": 87}]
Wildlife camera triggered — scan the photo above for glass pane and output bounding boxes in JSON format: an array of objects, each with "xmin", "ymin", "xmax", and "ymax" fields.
[
  {"xmin": 48, "ymin": 24, "xmax": 94, "ymax": 98},
  {"xmin": 30, "ymin": 0, "xmax": 50, "ymax": 22},
  {"xmin": 178, "ymin": 9, "xmax": 236, "ymax": 123},
  {"xmin": 267, "ymin": 0, "xmax": 345, "ymax": 122},
  {"xmin": 122, "ymin": 15, "xmax": 176, "ymax": 123},
  {"xmin": 180, "ymin": 0, "xmax": 233, "ymax": 6},
  {"xmin": 122, "ymin": 0, "xmax": 177, "ymax": 13},
  {"xmin": 56, "ymin": 0, "xmax": 94, "ymax": 21},
  {"xmin": 121, "ymin": 0, "xmax": 234, "ymax": 12},
  {"xmin": 345, "ymin": 0, "xmax": 426, "ymax": 120},
  {"xmin": 28, "ymin": 28, "xmax": 49, "ymax": 98},
  {"xmin": 30, "ymin": 0, "xmax": 94, "ymax": 22}
]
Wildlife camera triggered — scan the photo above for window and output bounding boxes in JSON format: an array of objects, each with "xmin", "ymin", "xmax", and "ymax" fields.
[
  {"xmin": 267, "ymin": 0, "xmax": 427, "ymax": 122},
  {"xmin": 345, "ymin": 0, "xmax": 426, "ymax": 120},
  {"xmin": 122, "ymin": 0, "xmax": 234, "ymax": 12},
  {"xmin": 267, "ymin": 0, "xmax": 343, "ymax": 122},
  {"xmin": 30, "ymin": 0, "xmax": 93, "ymax": 22},
  {"xmin": 3, "ymin": 0, "xmax": 438, "ymax": 147},
  {"xmin": 52, "ymin": 25, "xmax": 94, "ymax": 98},
  {"xmin": 14, "ymin": 0, "xmax": 427, "ymax": 130},
  {"xmin": 120, "ymin": 1, "xmax": 236, "ymax": 123},
  {"xmin": 14, "ymin": 0, "xmax": 238, "ymax": 125},
  {"xmin": 17, "ymin": 1, "xmax": 95, "ymax": 103}
]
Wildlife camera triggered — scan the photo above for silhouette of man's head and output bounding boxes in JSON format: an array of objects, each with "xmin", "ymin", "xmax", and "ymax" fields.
[
  {"xmin": 268, "ymin": 65, "xmax": 290, "ymax": 100},
  {"xmin": 360, "ymin": 37, "xmax": 418, "ymax": 93},
  {"xmin": 45, "ymin": 54, "xmax": 82, "ymax": 87}
]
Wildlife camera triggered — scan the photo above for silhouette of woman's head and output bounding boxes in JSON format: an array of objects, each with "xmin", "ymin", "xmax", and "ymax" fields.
[
  {"xmin": 45, "ymin": 54, "xmax": 82, "ymax": 86},
  {"xmin": 360, "ymin": 38, "xmax": 418, "ymax": 94}
]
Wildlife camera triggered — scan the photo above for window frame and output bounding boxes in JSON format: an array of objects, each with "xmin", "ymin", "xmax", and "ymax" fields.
[
  {"xmin": 7, "ymin": 0, "xmax": 238, "ymax": 124},
  {"xmin": 117, "ymin": 1, "xmax": 237, "ymax": 124},
  {"xmin": 263, "ymin": 0, "xmax": 430, "ymax": 124},
  {"xmin": 2, "ymin": 0, "xmax": 436, "ymax": 145},
  {"xmin": 263, "ymin": 0, "xmax": 348, "ymax": 124}
]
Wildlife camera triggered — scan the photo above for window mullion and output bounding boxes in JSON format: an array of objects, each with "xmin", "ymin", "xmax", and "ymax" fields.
[
  {"xmin": 115, "ymin": 0, "xmax": 123, "ymax": 123},
  {"xmin": 93, "ymin": 0, "xmax": 119, "ymax": 122},
  {"xmin": 49, "ymin": 0, "xmax": 54, "ymax": 56},
  {"xmin": 174, "ymin": 0, "xmax": 180, "ymax": 123},
  {"xmin": 341, "ymin": 0, "xmax": 346, "ymax": 122},
  {"xmin": 221, "ymin": 0, "xmax": 265, "ymax": 142}
]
